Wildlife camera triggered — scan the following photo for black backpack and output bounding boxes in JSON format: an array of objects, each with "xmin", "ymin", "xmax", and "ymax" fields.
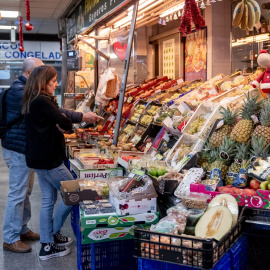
[{"xmin": 0, "ymin": 88, "xmax": 23, "ymax": 140}]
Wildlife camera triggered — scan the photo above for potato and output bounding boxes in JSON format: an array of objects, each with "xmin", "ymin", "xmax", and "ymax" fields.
[
  {"xmin": 123, "ymin": 145, "xmax": 131, "ymax": 151},
  {"xmin": 131, "ymin": 148, "xmax": 137, "ymax": 151}
]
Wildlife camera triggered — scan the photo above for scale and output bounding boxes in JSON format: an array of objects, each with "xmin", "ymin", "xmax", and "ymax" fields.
[{"xmin": 67, "ymin": 49, "xmax": 86, "ymax": 71}]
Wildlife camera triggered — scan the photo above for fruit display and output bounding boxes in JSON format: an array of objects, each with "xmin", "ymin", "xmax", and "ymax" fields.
[
  {"xmin": 181, "ymin": 81, "xmax": 203, "ymax": 92},
  {"xmin": 140, "ymin": 114, "xmax": 152, "ymax": 126},
  {"xmin": 232, "ymin": 0, "xmax": 260, "ymax": 31},
  {"xmin": 128, "ymin": 125, "xmax": 146, "ymax": 143},
  {"xmin": 146, "ymin": 105, "xmax": 161, "ymax": 116},
  {"xmin": 130, "ymin": 103, "xmax": 146, "ymax": 122},
  {"xmin": 161, "ymin": 92, "xmax": 182, "ymax": 104},
  {"xmin": 186, "ymin": 116, "xmax": 206, "ymax": 135},
  {"xmin": 155, "ymin": 108, "xmax": 177, "ymax": 124}
]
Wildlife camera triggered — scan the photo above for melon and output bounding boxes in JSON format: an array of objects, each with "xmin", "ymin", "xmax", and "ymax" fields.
[
  {"xmin": 195, "ymin": 206, "xmax": 232, "ymax": 241},
  {"xmin": 207, "ymin": 194, "xmax": 239, "ymax": 227}
]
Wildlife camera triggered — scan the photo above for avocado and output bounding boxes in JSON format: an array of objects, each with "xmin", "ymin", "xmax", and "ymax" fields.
[
  {"xmin": 161, "ymin": 113, "xmax": 168, "ymax": 117},
  {"xmin": 156, "ymin": 117, "xmax": 163, "ymax": 123}
]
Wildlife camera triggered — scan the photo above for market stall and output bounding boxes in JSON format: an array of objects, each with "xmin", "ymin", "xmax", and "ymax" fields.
[{"xmin": 58, "ymin": 0, "xmax": 270, "ymax": 269}]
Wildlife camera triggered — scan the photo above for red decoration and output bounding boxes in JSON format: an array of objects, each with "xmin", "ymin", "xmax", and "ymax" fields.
[
  {"xmin": 113, "ymin": 42, "xmax": 127, "ymax": 60},
  {"xmin": 25, "ymin": 0, "xmax": 33, "ymax": 31},
  {"xmin": 179, "ymin": 0, "xmax": 205, "ymax": 36},
  {"xmin": 19, "ymin": 16, "xmax": 24, "ymax": 52},
  {"xmin": 25, "ymin": 22, "xmax": 33, "ymax": 31}
]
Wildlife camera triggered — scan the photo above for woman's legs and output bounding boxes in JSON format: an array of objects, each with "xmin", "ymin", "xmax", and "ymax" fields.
[{"xmin": 35, "ymin": 163, "xmax": 73, "ymax": 243}]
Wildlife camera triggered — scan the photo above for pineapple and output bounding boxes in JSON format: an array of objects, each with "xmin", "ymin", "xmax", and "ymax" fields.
[
  {"xmin": 210, "ymin": 136, "xmax": 237, "ymax": 180},
  {"xmin": 200, "ymin": 141, "xmax": 216, "ymax": 174},
  {"xmin": 250, "ymin": 136, "xmax": 270, "ymax": 159},
  {"xmin": 226, "ymin": 141, "xmax": 251, "ymax": 185},
  {"xmin": 253, "ymin": 99, "xmax": 270, "ymax": 144},
  {"xmin": 230, "ymin": 93, "xmax": 263, "ymax": 143},
  {"xmin": 209, "ymin": 107, "xmax": 237, "ymax": 148}
]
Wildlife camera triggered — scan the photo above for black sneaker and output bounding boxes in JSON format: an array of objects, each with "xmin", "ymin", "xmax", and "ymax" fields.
[
  {"xmin": 53, "ymin": 232, "xmax": 73, "ymax": 247},
  {"xmin": 39, "ymin": 243, "xmax": 70, "ymax": 261}
]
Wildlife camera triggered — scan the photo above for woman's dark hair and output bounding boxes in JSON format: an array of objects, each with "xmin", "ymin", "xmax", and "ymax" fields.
[{"xmin": 22, "ymin": 65, "xmax": 57, "ymax": 114}]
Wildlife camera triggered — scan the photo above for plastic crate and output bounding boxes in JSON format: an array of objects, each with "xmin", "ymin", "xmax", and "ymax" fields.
[
  {"xmin": 74, "ymin": 204, "xmax": 138, "ymax": 270},
  {"xmin": 71, "ymin": 205, "xmax": 79, "ymax": 236},
  {"xmin": 134, "ymin": 216, "xmax": 245, "ymax": 269},
  {"xmin": 229, "ymin": 235, "xmax": 247, "ymax": 270},
  {"xmin": 138, "ymin": 251, "xmax": 231, "ymax": 270}
]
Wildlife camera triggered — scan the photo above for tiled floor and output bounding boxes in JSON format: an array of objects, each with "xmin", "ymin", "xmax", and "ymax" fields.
[{"xmin": 0, "ymin": 147, "xmax": 77, "ymax": 270}]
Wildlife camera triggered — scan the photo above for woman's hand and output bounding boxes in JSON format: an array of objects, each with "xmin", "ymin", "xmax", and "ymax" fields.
[{"xmin": 82, "ymin": 112, "xmax": 104, "ymax": 123}]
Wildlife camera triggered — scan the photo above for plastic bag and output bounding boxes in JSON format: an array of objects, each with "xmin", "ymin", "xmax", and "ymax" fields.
[
  {"xmin": 95, "ymin": 68, "xmax": 120, "ymax": 106},
  {"xmin": 109, "ymin": 174, "xmax": 157, "ymax": 200}
]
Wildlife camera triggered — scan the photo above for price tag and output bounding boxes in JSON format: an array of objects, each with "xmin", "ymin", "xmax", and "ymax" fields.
[
  {"xmin": 251, "ymin": 115, "xmax": 259, "ymax": 124},
  {"xmin": 163, "ymin": 117, "xmax": 173, "ymax": 128},
  {"xmin": 215, "ymin": 119, "xmax": 224, "ymax": 130},
  {"xmin": 155, "ymin": 154, "xmax": 163, "ymax": 160},
  {"xmin": 163, "ymin": 132, "xmax": 170, "ymax": 142},
  {"xmin": 150, "ymin": 150, "xmax": 157, "ymax": 157},
  {"xmin": 127, "ymin": 97, "xmax": 133, "ymax": 103},
  {"xmin": 178, "ymin": 103, "xmax": 191, "ymax": 114},
  {"xmin": 131, "ymin": 169, "xmax": 144, "ymax": 176},
  {"xmin": 131, "ymin": 135, "xmax": 141, "ymax": 143},
  {"xmin": 177, "ymin": 78, "xmax": 184, "ymax": 84}
]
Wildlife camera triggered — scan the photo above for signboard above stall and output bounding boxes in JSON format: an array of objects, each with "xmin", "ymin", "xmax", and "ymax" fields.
[{"xmin": 67, "ymin": 0, "xmax": 134, "ymax": 42}]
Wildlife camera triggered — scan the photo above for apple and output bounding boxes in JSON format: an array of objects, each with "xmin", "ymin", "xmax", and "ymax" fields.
[{"xmin": 250, "ymin": 180, "xmax": 260, "ymax": 190}]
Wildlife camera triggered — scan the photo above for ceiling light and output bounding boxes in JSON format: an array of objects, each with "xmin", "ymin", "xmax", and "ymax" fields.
[
  {"xmin": 0, "ymin": 10, "xmax": 19, "ymax": 18},
  {"xmin": 160, "ymin": 3, "xmax": 185, "ymax": 18},
  {"xmin": 0, "ymin": 25, "xmax": 17, "ymax": 30}
]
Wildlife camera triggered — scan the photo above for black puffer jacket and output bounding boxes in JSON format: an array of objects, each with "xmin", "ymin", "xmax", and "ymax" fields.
[{"xmin": 1, "ymin": 75, "xmax": 27, "ymax": 154}]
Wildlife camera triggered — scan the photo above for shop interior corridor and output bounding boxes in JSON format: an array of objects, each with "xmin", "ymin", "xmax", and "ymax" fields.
[{"xmin": 0, "ymin": 147, "xmax": 77, "ymax": 270}]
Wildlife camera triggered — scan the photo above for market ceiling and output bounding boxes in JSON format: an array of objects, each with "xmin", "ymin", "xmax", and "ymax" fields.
[{"xmin": 0, "ymin": 0, "xmax": 75, "ymax": 35}]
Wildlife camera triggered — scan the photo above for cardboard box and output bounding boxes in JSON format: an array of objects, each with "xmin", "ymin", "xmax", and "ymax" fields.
[
  {"xmin": 70, "ymin": 159, "xmax": 123, "ymax": 180},
  {"xmin": 75, "ymin": 155, "xmax": 118, "ymax": 170},
  {"xmin": 60, "ymin": 179, "xmax": 109, "ymax": 205},
  {"xmin": 110, "ymin": 190, "xmax": 157, "ymax": 215},
  {"xmin": 117, "ymin": 151, "xmax": 144, "ymax": 170},
  {"xmin": 80, "ymin": 209, "xmax": 159, "ymax": 229},
  {"xmin": 81, "ymin": 224, "xmax": 151, "ymax": 244}
]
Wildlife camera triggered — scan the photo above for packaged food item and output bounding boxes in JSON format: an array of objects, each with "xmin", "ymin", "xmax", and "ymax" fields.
[
  {"xmin": 185, "ymin": 208, "xmax": 204, "ymax": 227},
  {"xmin": 99, "ymin": 203, "xmax": 115, "ymax": 213},
  {"xmin": 180, "ymin": 192, "xmax": 210, "ymax": 209},
  {"xmin": 84, "ymin": 205, "xmax": 99, "ymax": 215}
]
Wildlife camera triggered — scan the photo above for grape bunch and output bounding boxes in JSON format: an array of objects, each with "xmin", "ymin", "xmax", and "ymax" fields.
[{"xmin": 187, "ymin": 117, "xmax": 206, "ymax": 135}]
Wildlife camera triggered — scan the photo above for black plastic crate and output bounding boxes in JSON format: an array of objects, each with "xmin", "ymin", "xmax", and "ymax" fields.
[{"xmin": 134, "ymin": 216, "xmax": 245, "ymax": 269}]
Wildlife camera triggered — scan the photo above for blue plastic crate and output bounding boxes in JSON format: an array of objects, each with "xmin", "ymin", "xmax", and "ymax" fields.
[
  {"xmin": 75, "ymin": 204, "xmax": 138, "ymax": 270},
  {"xmin": 71, "ymin": 205, "xmax": 79, "ymax": 236},
  {"xmin": 229, "ymin": 236, "xmax": 247, "ymax": 270},
  {"xmin": 138, "ymin": 252, "xmax": 231, "ymax": 270},
  {"xmin": 77, "ymin": 233, "xmax": 138, "ymax": 270}
]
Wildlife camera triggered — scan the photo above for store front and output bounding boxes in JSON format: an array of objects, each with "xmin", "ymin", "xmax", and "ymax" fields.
[{"xmin": 59, "ymin": 0, "xmax": 270, "ymax": 269}]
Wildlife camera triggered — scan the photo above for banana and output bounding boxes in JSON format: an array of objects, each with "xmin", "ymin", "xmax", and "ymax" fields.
[
  {"xmin": 240, "ymin": 3, "xmax": 248, "ymax": 30},
  {"xmin": 248, "ymin": 0, "xmax": 261, "ymax": 24},
  {"xmin": 232, "ymin": 1, "xmax": 244, "ymax": 28},
  {"xmin": 247, "ymin": 1, "xmax": 255, "ymax": 29}
]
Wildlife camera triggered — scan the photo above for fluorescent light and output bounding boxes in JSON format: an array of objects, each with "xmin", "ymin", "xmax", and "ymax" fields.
[
  {"xmin": 160, "ymin": 3, "xmax": 185, "ymax": 18},
  {"xmin": 0, "ymin": 25, "xmax": 17, "ymax": 30},
  {"xmin": 128, "ymin": 0, "xmax": 155, "ymax": 12},
  {"xmin": 114, "ymin": 16, "xmax": 132, "ymax": 28},
  {"xmin": 232, "ymin": 34, "xmax": 270, "ymax": 47},
  {"xmin": 0, "ymin": 11, "xmax": 19, "ymax": 18}
]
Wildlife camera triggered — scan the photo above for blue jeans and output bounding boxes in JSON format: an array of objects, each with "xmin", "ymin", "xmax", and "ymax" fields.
[
  {"xmin": 2, "ymin": 147, "xmax": 35, "ymax": 244},
  {"xmin": 34, "ymin": 163, "xmax": 73, "ymax": 243}
]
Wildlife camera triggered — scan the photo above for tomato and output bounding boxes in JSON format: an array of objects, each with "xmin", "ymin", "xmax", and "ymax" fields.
[{"xmin": 250, "ymin": 179, "xmax": 260, "ymax": 190}]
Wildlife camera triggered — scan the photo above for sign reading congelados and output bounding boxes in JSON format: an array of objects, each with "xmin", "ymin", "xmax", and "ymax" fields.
[{"xmin": 0, "ymin": 41, "xmax": 62, "ymax": 60}]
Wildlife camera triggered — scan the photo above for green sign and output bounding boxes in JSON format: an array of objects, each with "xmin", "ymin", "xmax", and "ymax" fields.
[{"xmin": 67, "ymin": 0, "xmax": 132, "ymax": 42}]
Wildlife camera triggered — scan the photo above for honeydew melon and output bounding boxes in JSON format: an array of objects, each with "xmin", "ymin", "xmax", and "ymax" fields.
[
  {"xmin": 207, "ymin": 194, "xmax": 239, "ymax": 227},
  {"xmin": 195, "ymin": 206, "xmax": 232, "ymax": 241}
]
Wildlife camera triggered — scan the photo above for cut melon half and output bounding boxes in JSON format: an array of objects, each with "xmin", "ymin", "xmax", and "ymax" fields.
[
  {"xmin": 207, "ymin": 194, "xmax": 239, "ymax": 227},
  {"xmin": 195, "ymin": 206, "xmax": 232, "ymax": 241}
]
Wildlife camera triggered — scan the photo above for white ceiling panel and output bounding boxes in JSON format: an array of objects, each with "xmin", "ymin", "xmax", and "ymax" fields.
[{"xmin": 0, "ymin": 0, "xmax": 73, "ymax": 34}]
